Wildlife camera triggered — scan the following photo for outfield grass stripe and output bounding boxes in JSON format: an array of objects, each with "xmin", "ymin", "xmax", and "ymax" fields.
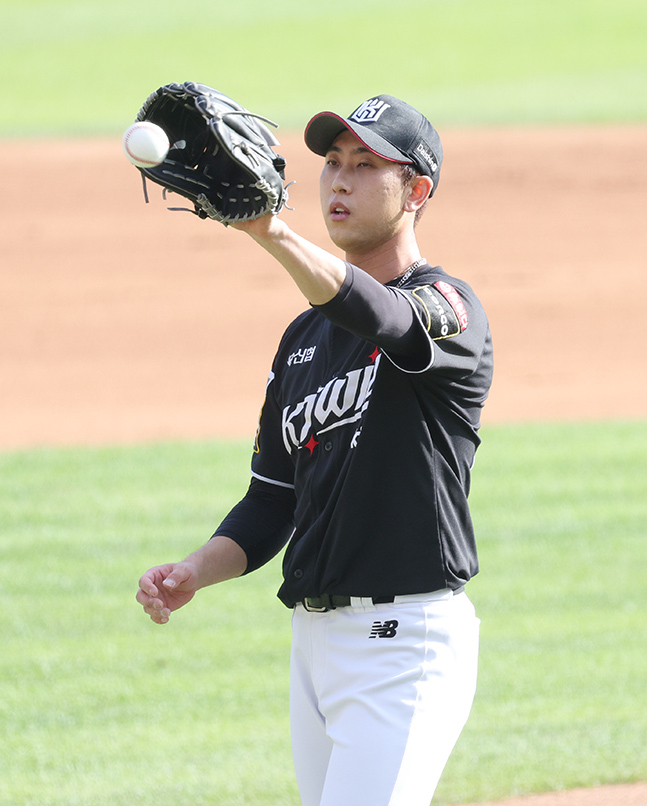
[{"xmin": 1, "ymin": 0, "xmax": 646, "ymax": 135}]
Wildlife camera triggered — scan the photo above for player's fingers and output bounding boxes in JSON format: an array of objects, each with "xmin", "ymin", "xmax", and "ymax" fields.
[
  {"xmin": 144, "ymin": 609, "xmax": 170, "ymax": 625},
  {"xmin": 135, "ymin": 587, "xmax": 159, "ymax": 608},
  {"xmin": 147, "ymin": 606, "xmax": 171, "ymax": 625},
  {"xmin": 137, "ymin": 572, "xmax": 159, "ymax": 598},
  {"xmin": 136, "ymin": 591, "xmax": 171, "ymax": 623},
  {"xmin": 162, "ymin": 562, "xmax": 194, "ymax": 591},
  {"xmin": 135, "ymin": 586, "xmax": 170, "ymax": 616},
  {"xmin": 136, "ymin": 588, "xmax": 169, "ymax": 613}
]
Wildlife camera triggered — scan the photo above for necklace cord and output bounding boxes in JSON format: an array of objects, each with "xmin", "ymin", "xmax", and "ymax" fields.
[{"xmin": 394, "ymin": 259, "xmax": 425, "ymax": 288}]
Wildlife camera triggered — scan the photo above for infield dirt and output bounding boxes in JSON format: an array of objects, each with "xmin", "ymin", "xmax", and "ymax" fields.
[
  {"xmin": 1, "ymin": 127, "xmax": 645, "ymax": 805},
  {"xmin": 1, "ymin": 126, "xmax": 645, "ymax": 449}
]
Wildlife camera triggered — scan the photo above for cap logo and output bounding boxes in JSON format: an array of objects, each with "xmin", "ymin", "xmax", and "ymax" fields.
[
  {"xmin": 415, "ymin": 142, "xmax": 438, "ymax": 172},
  {"xmin": 350, "ymin": 99, "xmax": 391, "ymax": 124}
]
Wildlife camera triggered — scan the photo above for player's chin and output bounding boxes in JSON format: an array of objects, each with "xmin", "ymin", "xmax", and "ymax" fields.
[{"xmin": 325, "ymin": 221, "xmax": 364, "ymax": 254}]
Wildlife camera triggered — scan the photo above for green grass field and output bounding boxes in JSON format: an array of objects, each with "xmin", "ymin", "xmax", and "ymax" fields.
[
  {"xmin": 2, "ymin": 0, "xmax": 647, "ymax": 136},
  {"xmin": 1, "ymin": 422, "xmax": 646, "ymax": 805}
]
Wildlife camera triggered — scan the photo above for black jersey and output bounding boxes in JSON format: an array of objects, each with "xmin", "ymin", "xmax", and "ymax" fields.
[{"xmin": 230, "ymin": 262, "xmax": 492, "ymax": 608}]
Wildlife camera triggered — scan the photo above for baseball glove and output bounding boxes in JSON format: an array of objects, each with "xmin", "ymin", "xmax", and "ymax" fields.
[{"xmin": 133, "ymin": 81, "xmax": 289, "ymax": 224}]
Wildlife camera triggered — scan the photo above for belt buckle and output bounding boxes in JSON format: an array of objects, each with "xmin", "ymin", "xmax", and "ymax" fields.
[{"xmin": 303, "ymin": 595, "xmax": 332, "ymax": 612}]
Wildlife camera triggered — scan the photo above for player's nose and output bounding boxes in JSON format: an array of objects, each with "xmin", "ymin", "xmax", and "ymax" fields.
[{"xmin": 330, "ymin": 167, "xmax": 351, "ymax": 194}]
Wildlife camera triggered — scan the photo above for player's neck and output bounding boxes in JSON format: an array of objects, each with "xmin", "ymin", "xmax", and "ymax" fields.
[{"xmin": 346, "ymin": 237, "xmax": 423, "ymax": 285}]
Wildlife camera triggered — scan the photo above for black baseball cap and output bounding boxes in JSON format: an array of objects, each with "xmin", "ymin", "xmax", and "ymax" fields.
[{"xmin": 304, "ymin": 94, "xmax": 443, "ymax": 195}]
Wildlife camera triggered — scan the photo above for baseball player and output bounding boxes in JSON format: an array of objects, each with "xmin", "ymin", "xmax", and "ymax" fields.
[{"xmin": 137, "ymin": 93, "xmax": 493, "ymax": 806}]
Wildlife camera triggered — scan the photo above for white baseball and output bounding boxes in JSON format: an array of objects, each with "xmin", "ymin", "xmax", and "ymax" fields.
[{"xmin": 122, "ymin": 121, "xmax": 170, "ymax": 168}]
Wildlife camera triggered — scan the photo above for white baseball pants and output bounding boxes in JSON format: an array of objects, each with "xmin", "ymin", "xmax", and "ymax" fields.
[{"xmin": 290, "ymin": 589, "xmax": 480, "ymax": 806}]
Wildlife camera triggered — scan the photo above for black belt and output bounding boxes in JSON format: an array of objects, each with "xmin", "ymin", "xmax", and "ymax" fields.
[
  {"xmin": 301, "ymin": 594, "xmax": 394, "ymax": 612},
  {"xmin": 301, "ymin": 586, "xmax": 464, "ymax": 612}
]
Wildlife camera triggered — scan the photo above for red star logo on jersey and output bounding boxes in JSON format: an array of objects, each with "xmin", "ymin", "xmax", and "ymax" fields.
[
  {"xmin": 369, "ymin": 346, "xmax": 380, "ymax": 363},
  {"xmin": 304, "ymin": 435, "xmax": 319, "ymax": 455}
]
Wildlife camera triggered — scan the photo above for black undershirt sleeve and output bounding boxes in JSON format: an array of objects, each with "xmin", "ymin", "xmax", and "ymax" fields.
[
  {"xmin": 313, "ymin": 263, "xmax": 425, "ymax": 358},
  {"xmin": 212, "ymin": 477, "xmax": 296, "ymax": 574}
]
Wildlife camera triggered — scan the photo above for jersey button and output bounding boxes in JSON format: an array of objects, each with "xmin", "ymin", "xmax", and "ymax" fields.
[
  {"xmin": 324, "ymin": 441, "xmax": 333, "ymax": 452},
  {"xmin": 293, "ymin": 569, "xmax": 304, "ymax": 579}
]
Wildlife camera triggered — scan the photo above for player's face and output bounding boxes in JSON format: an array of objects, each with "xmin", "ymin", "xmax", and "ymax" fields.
[{"xmin": 320, "ymin": 129, "xmax": 412, "ymax": 256}]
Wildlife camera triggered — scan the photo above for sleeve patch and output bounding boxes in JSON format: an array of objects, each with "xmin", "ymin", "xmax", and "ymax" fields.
[{"xmin": 411, "ymin": 282, "xmax": 468, "ymax": 340}]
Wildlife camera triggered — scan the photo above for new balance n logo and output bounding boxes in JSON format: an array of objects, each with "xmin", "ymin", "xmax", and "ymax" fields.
[{"xmin": 369, "ymin": 620, "xmax": 399, "ymax": 639}]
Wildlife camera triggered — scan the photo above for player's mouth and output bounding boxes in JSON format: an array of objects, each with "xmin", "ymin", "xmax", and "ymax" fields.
[{"xmin": 329, "ymin": 202, "xmax": 350, "ymax": 221}]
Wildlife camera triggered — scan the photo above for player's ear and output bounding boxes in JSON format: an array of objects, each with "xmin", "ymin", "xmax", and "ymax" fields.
[{"xmin": 403, "ymin": 175, "xmax": 433, "ymax": 212}]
